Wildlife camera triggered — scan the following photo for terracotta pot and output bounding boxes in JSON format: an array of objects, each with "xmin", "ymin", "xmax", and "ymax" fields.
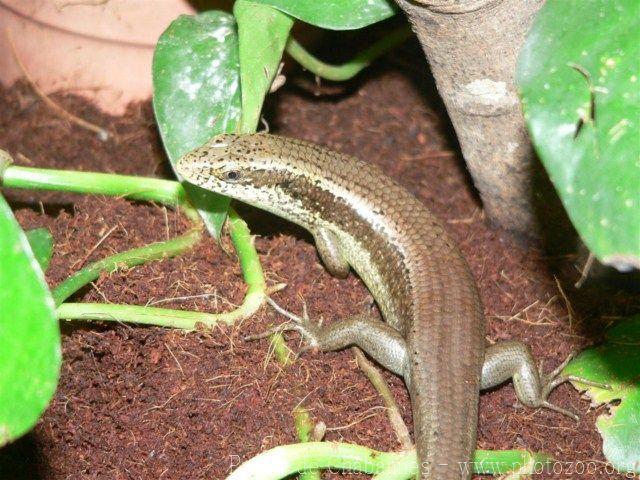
[{"xmin": 0, "ymin": 0, "xmax": 200, "ymax": 115}]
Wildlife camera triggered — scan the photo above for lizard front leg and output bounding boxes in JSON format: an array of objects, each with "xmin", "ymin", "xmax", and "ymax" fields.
[
  {"xmin": 251, "ymin": 298, "xmax": 408, "ymax": 379},
  {"xmin": 245, "ymin": 298, "xmax": 409, "ymax": 381},
  {"xmin": 300, "ymin": 313, "xmax": 408, "ymax": 378},
  {"xmin": 313, "ymin": 227, "xmax": 350, "ymax": 279}
]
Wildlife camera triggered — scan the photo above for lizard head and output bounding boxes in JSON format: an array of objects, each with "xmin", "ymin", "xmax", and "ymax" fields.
[
  {"xmin": 177, "ymin": 134, "xmax": 247, "ymax": 193},
  {"xmin": 176, "ymin": 133, "xmax": 305, "ymax": 217}
]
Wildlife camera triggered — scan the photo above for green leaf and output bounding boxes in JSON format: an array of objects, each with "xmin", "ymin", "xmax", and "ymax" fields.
[
  {"xmin": 564, "ymin": 315, "xmax": 640, "ymax": 473},
  {"xmin": 0, "ymin": 195, "xmax": 60, "ymax": 446},
  {"xmin": 153, "ymin": 11, "xmax": 242, "ymax": 239},
  {"xmin": 25, "ymin": 228, "xmax": 53, "ymax": 271},
  {"xmin": 247, "ymin": 0, "xmax": 396, "ymax": 30},
  {"xmin": 517, "ymin": 0, "xmax": 640, "ymax": 271},
  {"xmin": 234, "ymin": 0, "xmax": 294, "ymax": 133}
]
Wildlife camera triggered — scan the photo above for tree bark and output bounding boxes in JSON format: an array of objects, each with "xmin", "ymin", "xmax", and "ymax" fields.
[{"xmin": 394, "ymin": 0, "xmax": 545, "ymax": 236}]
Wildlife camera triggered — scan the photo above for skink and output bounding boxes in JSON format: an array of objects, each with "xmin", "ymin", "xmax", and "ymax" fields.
[{"xmin": 177, "ymin": 133, "xmax": 600, "ymax": 480}]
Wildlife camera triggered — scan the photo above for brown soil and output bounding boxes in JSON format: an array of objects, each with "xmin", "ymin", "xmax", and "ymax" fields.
[{"xmin": 1, "ymin": 31, "xmax": 637, "ymax": 480}]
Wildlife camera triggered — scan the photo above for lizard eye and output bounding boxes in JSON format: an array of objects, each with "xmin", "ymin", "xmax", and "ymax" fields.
[{"xmin": 225, "ymin": 170, "xmax": 240, "ymax": 182}]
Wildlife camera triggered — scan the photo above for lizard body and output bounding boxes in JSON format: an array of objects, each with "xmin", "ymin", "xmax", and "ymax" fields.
[{"xmin": 177, "ymin": 133, "xmax": 599, "ymax": 479}]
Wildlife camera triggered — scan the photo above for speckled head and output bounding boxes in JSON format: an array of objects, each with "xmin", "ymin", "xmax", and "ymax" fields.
[
  {"xmin": 178, "ymin": 134, "xmax": 264, "ymax": 193},
  {"xmin": 177, "ymin": 134, "xmax": 242, "ymax": 189},
  {"xmin": 176, "ymin": 133, "xmax": 306, "ymax": 220}
]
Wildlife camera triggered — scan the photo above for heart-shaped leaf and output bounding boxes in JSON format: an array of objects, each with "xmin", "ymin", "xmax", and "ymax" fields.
[
  {"xmin": 0, "ymin": 196, "xmax": 60, "ymax": 446},
  {"xmin": 153, "ymin": 11, "xmax": 242, "ymax": 239},
  {"xmin": 517, "ymin": 0, "xmax": 640, "ymax": 271},
  {"xmin": 25, "ymin": 227, "xmax": 54, "ymax": 272},
  {"xmin": 564, "ymin": 316, "xmax": 640, "ymax": 473},
  {"xmin": 247, "ymin": 0, "xmax": 397, "ymax": 30},
  {"xmin": 234, "ymin": 0, "xmax": 293, "ymax": 133}
]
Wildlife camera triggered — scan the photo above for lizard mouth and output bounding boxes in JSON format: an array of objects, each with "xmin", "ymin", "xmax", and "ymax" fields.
[
  {"xmin": 175, "ymin": 156, "xmax": 209, "ymax": 184},
  {"xmin": 175, "ymin": 157, "xmax": 194, "ymax": 179}
]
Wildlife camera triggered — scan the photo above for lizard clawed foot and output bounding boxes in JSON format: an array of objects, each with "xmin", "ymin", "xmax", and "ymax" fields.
[
  {"xmin": 243, "ymin": 321, "xmax": 300, "ymax": 341},
  {"xmin": 243, "ymin": 297, "xmax": 322, "ymax": 354},
  {"xmin": 537, "ymin": 351, "xmax": 612, "ymax": 421}
]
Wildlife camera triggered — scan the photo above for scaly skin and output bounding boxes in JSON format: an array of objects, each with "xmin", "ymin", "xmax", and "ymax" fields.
[
  {"xmin": 177, "ymin": 133, "xmax": 606, "ymax": 479},
  {"xmin": 178, "ymin": 133, "xmax": 484, "ymax": 478}
]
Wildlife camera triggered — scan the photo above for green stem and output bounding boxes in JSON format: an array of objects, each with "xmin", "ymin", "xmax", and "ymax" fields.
[
  {"xmin": 3, "ymin": 166, "xmax": 186, "ymax": 207},
  {"xmin": 373, "ymin": 449, "xmax": 554, "ymax": 479},
  {"xmin": 294, "ymin": 407, "xmax": 314, "ymax": 443},
  {"xmin": 227, "ymin": 443, "xmax": 404, "ymax": 480},
  {"xmin": 472, "ymin": 449, "xmax": 553, "ymax": 476},
  {"xmin": 3, "ymin": 165, "xmax": 200, "ymax": 222},
  {"xmin": 225, "ymin": 442, "xmax": 553, "ymax": 480},
  {"xmin": 285, "ymin": 27, "xmax": 411, "ymax": 82},
  {"xmin": 55, "ymin": 210, "xmax": 267, "ymax": 328},
  {"xmin": 52, "ymin": 228, "xmax": 203, "ymax": 306},
  {"xmin": 2, "ymin": 163, "xmax": 269, "ymax": 327},
  {"xmin": 228, "ymin": 208, "xmax": 264, "ymax": 294},
  {"xmin": 293, "ymin": 407, "xmax": 321, "ymax": 480},
  {"xmin": 57, "ymin": 302, "xmax": 220, "ymax": 329},
  {"xmin": 226, "ymin": 207, "xmax": 267, "ymax": 320},
  {"xmin": 270, "ymin": 333, "xmax": 294, "ymax": 365},
  {"xmin": 371, "ymin": 452, "xmax": 415, "ymax": 480}
]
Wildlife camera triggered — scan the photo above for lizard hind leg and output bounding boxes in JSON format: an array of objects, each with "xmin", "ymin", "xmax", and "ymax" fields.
[
  {"xmin": 537, "ymin": 352, "xmax": 612, "ymax": 417},
  {"xmin": 481, "ymin": 341, "xmax": 611, "ymax": 421}
]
